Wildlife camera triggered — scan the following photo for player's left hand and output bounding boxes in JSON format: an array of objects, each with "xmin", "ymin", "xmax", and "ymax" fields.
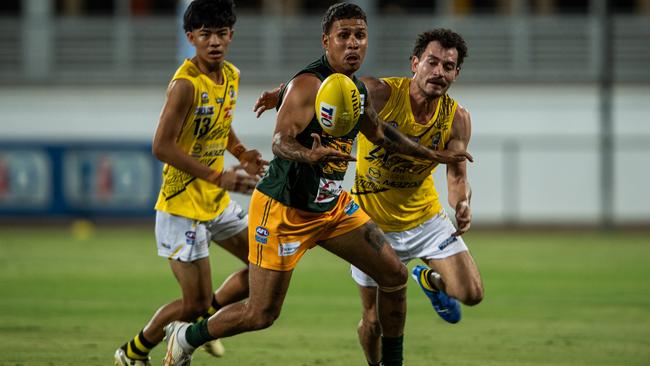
[
  {"xmin": 453, "ymin": 200, "xmax": 471, "ymax": 236},
  {"xmin": 238, "ymin": 149, "xmax": 269, "ymax": 177},
  {"xmin": 253, "ymin": 83, "xmax": 284, "ymax": 118},
  {"xmin": 308, "ymin": 133, "xmax": 356, "ymax": 164},
  {"xmin": 429, "ymin": 149, "xmax": 474, "ymax": 164}
]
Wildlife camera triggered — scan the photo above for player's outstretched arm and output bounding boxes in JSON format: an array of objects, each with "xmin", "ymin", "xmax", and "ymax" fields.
[
  {"xmin": 272, "ymin": 75, "xmax": 355, "ymax": 164},
  {"xmin": 253, "ymin": 83, "xmax": 284, "ymax": 118},
  {"xmin": 359, "ymin": 96, "xmax": 473, "ymax": 164},
  {"xmin": 447, "ymin": 106, "xmax": 473, "ymax": 236}
]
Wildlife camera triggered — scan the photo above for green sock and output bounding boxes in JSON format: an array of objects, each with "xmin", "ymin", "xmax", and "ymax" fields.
[
  {"xmin": 381, "ymin": 335, "xmax": 403, "ymax": 366},
  {"xmin": 185, "ymin": 319, "xmax": 215, "ymax": 348}
]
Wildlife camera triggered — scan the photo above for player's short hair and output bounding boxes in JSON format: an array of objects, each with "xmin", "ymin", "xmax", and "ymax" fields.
[
  {"xmin": 412, "ymin": 28, "xmax": 468, "ymax": 68},
  {"xmin": 322, "ymin": 2, "xmax": 367, "ymax": 34},
  {"xmin": 183, "ymin": 0, "xmax": 236, "ymax": 32}
]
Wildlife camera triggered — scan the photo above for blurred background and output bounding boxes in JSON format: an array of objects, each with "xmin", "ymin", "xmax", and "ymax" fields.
[{"xmin": 0, "ymin": 0, "xmax": 649, "ymax": 228}]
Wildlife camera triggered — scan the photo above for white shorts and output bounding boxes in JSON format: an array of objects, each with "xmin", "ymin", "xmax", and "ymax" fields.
[
  {"xmin": 351, "ymin": 211, "xmax": 468, "ymax": 287},
  {"xmin": 156, "ymin": 200, "xmax": 248, "ymax": 262}
]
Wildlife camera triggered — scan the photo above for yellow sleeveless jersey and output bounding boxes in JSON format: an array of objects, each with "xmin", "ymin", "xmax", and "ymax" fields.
[
  {"xmin": 352, "ymin": 77, "xmax": 457, "ymax": 232},
  {"xmin": 154, "ymin": 59, "xmax": 240, "ymax": 221}
]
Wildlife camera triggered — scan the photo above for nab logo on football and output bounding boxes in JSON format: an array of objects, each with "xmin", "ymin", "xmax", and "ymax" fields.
[
  {"xmin": 350, "ymin": 89, "xmax": 360, "ymax": 121},
  {"xmin": 319, "ymin": 102, "xmax": 336, "ymax": 128}
]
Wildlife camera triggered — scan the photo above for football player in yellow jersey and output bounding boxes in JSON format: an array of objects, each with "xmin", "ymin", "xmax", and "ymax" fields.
[
  {"xmin": 162, "ymin": 4, "xmax": 472, "ymax": 366},
  {"xmin": 254, "ymin": 28, "xmax": 483, "ymax": 366},
  {"xmin": 350, "ymin": 29, "xmax": 484, "ymax": 365},
  {"xmin": 114, "ymin": 1, "xmax": 267, "ymax": 365}
]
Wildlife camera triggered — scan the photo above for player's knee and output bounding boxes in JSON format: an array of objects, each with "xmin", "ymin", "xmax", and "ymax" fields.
[
  {"xmin": 458, "ymin": 282, "xmax": 484, "ymax": 306},
  {"xmin": 248, "ymin": 312, "xmax": 278, "ymax": 330},
  {"xmin": 245, "ymin": 307, "xmax": 281, "ymax": 331},
  {"xmin": 467, "ymin": 283, "xmax": 485, "ymax": 306},
  {"xmin": 375, "ymin": 262, "xmax": 408, "ymax": 290}
]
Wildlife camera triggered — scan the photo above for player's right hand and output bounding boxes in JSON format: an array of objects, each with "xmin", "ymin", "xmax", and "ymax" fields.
[
  {"xmin": 253, "ymin": 83, "xmax": 284, "ymax": 118},
  {"xmin": 307, "ymin": 133, "xmax": 356, "ymax": 164},
  {"xmin": 217, "ymin": 165, "xmax": 259, "ymax": 194}
]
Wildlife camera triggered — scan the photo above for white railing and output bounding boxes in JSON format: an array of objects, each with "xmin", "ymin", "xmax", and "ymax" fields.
[{"xmin": 0, "ymin": 14, "xmax": 648, "ymax": 84}]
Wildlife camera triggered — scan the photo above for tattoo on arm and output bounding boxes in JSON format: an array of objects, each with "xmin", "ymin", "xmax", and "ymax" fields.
[
  {"xmin": 381, "ymin": 125, "xmax": 433, "ymax": 160},
  {"xmin": 272, "ymin": 133, "xmax": 312, "ymax": 163},
  {"xmin": 363, "ymin": 222, "xmax": 385, "ymax": 253}
]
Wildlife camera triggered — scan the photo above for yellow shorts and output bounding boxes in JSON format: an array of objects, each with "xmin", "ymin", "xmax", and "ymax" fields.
[{"xmin": 248, "ymin": 189, "xmax": 370, "ymax": 271}]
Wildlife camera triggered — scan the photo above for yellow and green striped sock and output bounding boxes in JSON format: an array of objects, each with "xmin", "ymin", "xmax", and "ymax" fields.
[
  {"xmin": 420, "ymin": 268, "xmax": 438, "ymax": 292},
  {"xmin": 124, "ymin": 330, "xmax": 154, "ymax": 360}
]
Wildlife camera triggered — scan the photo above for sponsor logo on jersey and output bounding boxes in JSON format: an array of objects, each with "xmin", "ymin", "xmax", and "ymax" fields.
[
  {"xmin": 224, "ymin": 107, "xmax": 233, "ymax": 120},
  {"xmin": 314, "ymin": 178, "xmax": 343, "ymax": 203},
  {"xmin": 216, "ymin": 97, "xmax": 224, "ymax": 104},
  {"xmin": 319, "ymin": 102, "xmax": 336, "ymax": 128},
  {"xmin": 185, "ymin": 231, "xmax": 196, "ymax": 245},
  {"xmin": 194, "ymin": 106, "xmax": 214, "ymax": 116},
  {"xmin": 344, "ymin": 200, "xmax": 360, "ymax": 215},
  {"xmin": 278, "ymin": 241, "xmax": 301, "ymax": 257},
  {"xmin": 201, "ymin": 92, "xmax": 209, "ymax": 103},
  {"xmin": 368, "ymin": 167, "xmax": 381, "ymax": 180},
  {"xmin": 191, "ymin": 143, "xmax": 202, "ymax": 157},
  {"xmin": 255, "ymin": 226, "xmax": 269, "ymax": 244}
]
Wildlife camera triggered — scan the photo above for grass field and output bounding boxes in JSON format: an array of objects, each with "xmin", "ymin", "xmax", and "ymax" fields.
[{"xmin": 1, "ymin": 226, "xmax": 649, "ymax": 366}]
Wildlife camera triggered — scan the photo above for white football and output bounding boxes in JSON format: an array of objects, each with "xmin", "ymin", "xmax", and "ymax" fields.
[{"xmin": 315, "ymin": 73, "xmax": 361, "ymax": 137}]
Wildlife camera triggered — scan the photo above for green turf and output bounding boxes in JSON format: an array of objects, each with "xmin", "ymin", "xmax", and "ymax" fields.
[{"xmin": 0, "ymin": 227, "xmax": 649, "ymax": 365}]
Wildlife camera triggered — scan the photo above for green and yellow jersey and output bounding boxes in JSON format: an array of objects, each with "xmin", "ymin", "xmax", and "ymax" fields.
[
  {"xmin": 154, "ymin": 59, "xmax": 240, "ymax": 221},
  {"xmin": 352, "ymin": 77, "xmax": 457, "ymax": 232},
  {"xmin": 256, "ymin": 55, "xmax": 368, "ymax": 213}
]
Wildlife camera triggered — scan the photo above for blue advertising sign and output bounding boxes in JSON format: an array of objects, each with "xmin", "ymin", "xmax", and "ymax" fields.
[
  {"xmin": 0, "ymin": 150, "xmax": 51, "ymax": 208},
  {"xmin": 0, "ymin": 142, "xmax": 161, "ymax": 218},
  {"xmin": 64, "ymin": 150, "xmax": 155, "ymax": 209}
]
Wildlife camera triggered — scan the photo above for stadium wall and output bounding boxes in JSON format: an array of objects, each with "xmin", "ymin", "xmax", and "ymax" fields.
[{"xmin": 1, "ymin": 84, "xmax": 648, "ymax": 225}]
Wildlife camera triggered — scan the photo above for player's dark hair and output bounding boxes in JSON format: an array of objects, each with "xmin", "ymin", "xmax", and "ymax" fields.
[
  {"xmin": 183, "ymin": 0, "xmax": 236, "ymax": 32},
  {"xmin": 322, "ymin": 2, "xmax": 367, "ymax": 34},
  {"xmin": 412, "ymin": 28, "xmax": 468, "ymax": 68}
]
